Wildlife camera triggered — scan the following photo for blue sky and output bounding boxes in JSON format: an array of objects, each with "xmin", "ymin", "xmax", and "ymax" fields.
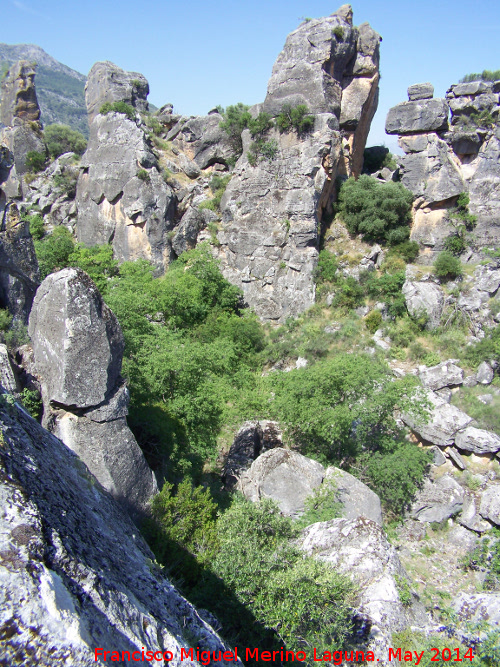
[{"xmin": 3, "ymin": 0, "xmax": 499, "ymax": 151}]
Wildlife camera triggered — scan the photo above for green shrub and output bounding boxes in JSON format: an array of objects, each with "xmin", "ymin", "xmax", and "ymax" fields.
[
  {"xmin": 219, "ymin": 103, "xmax": 251, "ymax": 154},
  {"xmin": 136, "ymin": 168, "xmax": 150, "ymax": 182},
  {"xmin": 4, "ymin": 320, "xmax": 29, "ymax": 349},
  {"xmin": 0, "ymin": 309, "xmax": 12, "ymax": 335},
  {"xmin": 338, "ymin": 175, "xmax": 413, "ymax": 245},
  {"xmin": 248, "ymin": 111, "xmax": 274, "ymax": 137},
  {"xmin": 68, "ymin": 243, "xmax": 118, "ymax": 297},
  {"xmin": 25, "ymin": 150, "xmax": 47, "ymax": 173},
  {"xmin": 389, "ymin": 240, "xmax": 420, "ymax": 263},
  {"xmin": 365, "ymin": 309, "xmax": 382, "ymax": 333},
  {"xmin": 297, "ymin": 478, "xmax": 342, "ymax": 528},
  {"xmin": 464, "ymin": 324, "xmax": 500, "ymax": 369},
  {"xmin": 53, "ymin": 170, "xmax": 78, "ymax": 198},
  {"xmin": 44, "ymin": 123, "xmax": 87, "ymax": 158},
  {"xmin": 460, "ymin": 69, "xmax": 500, "ymax": 82},
  {"xmin": 332, "ymin": 276, "xmax": 365, "ymax": 310},
  {"xmin": 276, "ymin": 103, "xmax": 315, "ymax": 134},
  {"xmin": 20, "ymin": 388, "xmax": 42, "ymax": 421},
  {"xmin": 146, "ymin": 479, "xmax": 218, "ymax": 585},
  {"xmin": 332, "ymin": 26, "xmax": 344, "ymax": 40},
  {"xmin": 199, "ymin": 174, "xmax": 230, "ymax": 212},
  {"xmin": 433, "ymin": 251, "xmax": 462, "ymax": 280},
  {"xmin": 25, "ymin": 213, "xmax": 45, "ymax": 240},
  {"xmin": 314, "ymin": 249, "xmax": 338, "ymax": 284},
  {"xmin": 99, "ymin": 100, "xmax": 136, "ymax": 121},
  {"xmin": 444, "ymin": 234, "xmax": 467, "ymax": 255},
  {"xmin": 34, "ymin": 226, "xmax": 75, "ymax": 279}
]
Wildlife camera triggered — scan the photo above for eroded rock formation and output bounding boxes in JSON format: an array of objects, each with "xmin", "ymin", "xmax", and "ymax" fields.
[
  {"xmin": 76, "ymin": 62, "xmax": 176, "ymax": 274},
  {"xmin": 214, "ymin": 6, "xmax": 380, "ymax": 320},
  {"xmin": 28, "ymin": 268, "xmax": 156, "ymax": 517},
  {"xmin": 386, "ymin": 79, "xmax": 500, "ymax": 261}
]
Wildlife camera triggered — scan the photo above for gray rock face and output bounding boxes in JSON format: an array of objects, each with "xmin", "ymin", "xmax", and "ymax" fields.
[
  {"xmin": 411, "ymin": 475, "xmax": 464, "ymax": 523},
  {"xmin": 0, "ymin": 343, "xmax": 17, "ymax": 393},
  {"xmin": 214, "ymin": 6, "xmax": 380, "ymax": 320},
  {"xmin": 299, "ymin": 517, "xmax": 427, "ymax": 662},
  {"xmin": 175, "ymin": 114, "xmax": 235, "ymax": 169},
  {"xmin": 222, "ymin": 420, "xmax": 282, "ymax": 488},
  {"xmin": 171, "ymin": 206, "xmax": 218, "ymax": 256},
  {"xmin": 402, "ymin": 280, "xmax": 444, "ymax": 329},
  {"xmin": 479, "ymin": 485, "xmax": 500, "ymax": 525},
  {"xmin": 0, "ymin": 60, "xmax": 40, "ymax": 126},
  {"xmin": 28, "ymin": 268, "xmax": 123, "ymax": 408},
  {"xmin": 324, "ymin": 466, "xmax": 382, "ymax": 525},
  {"xmin": 385, "ymin": 98, "xmax": 448, "ymax": 135},
  {"xmin": 419, "ymin": 360, "xmax": 464, "ymax": 391},
  {"xmin": 403, "ymin": 390, "xmax": 473, "ymax": 447},
  {"xmin": 28, "ymin": 268, "xmax": 156, "ymax": 517},
  {"xmin": 238, "ymin": 448, "xmax": 324, "ymax": 517},
  {"xmin": 0, "ymin": 398, "xmax": 239, "ymax": 666},
  {"xmin": 85, "ymin": 61, "xmax": 149, "ymax": 125},
  {"xmin": 455, "ymin": 427, "xmax": 500, "ymax": 455},
  {"xmin": 0, "ymin": 205, "xmax": 40, "ymax": 322},
  {"xmin": 76, "ymin": 111, "xmax": 175, "ymax": 273},
  {"xmin": 407, "ymin": 83, "xmax": 434, "ymax": 101}
]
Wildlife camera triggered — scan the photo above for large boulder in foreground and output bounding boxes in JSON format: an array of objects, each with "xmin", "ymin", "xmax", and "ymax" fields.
[
  {"xmin": 28, "ymin": 268, "xmax": 156, "ymax": 517},
  {"xmin": 0, "ymin": 397, "xmax": 238, "ymax": 666}
]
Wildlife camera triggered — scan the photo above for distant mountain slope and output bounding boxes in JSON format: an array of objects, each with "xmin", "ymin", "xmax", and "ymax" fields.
[{"xmin": 0, "ymin": 43, "xmax": 88, "ymax": 137}]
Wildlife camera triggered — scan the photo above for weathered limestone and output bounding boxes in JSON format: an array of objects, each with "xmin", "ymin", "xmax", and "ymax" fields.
[
  {"xmin": 385, "ymin": 98, "xmax": 448, "ymax": 135},
  {"xmin": 455, "ymin": 426, "xmax": 500, "ymax": 455},
  {"xmin": 411, "ymin": 475, "xmax": 464, "ymax": 523},
  {"xmin": 403, "ymin": 390, "xmax": 473, "ymax": 447},
  {"xmin": 28, "ymin": 268, "xmax": 156, "ymax": 517},
  {"xmin": 84, "ymin": 61, "xmax": 149, "ymax": 125},
  {"xmin": 407, "ymin": 83, "xmax": 434, "ymax": 101},
  {"xmin": 419, "ymin": 360, "xmax": 464, "ymax": 391},
  {"xmin": 0, "ymin": 60, "xmax": 40, "ymax": 126},
  {"xmin": 402, "ymin": 279, "xmax": 444, "ymax": 329},
  {"xmin": 0, "ymin": 397, "xmax": 239, "ymax": 665},
  {"xmin": 479, "ymin": 485, "xmax": 500, "ymax": 526},
  {"xmin": 213, "ymin": 6, "xmax": 380, "ymax": 320},
  {"xmin": 299, "ymin": 517, "xmax": 427, "ymax": 662},
  {"xmin": 222, "ymin": 420, "xmax": 282, "ymax": 488},
  {"xmin": 76, "ymin": 106, "xmax": 175, "ymax": 273}
]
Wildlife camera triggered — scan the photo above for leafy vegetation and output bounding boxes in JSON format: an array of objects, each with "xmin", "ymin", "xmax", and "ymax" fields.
[
  {"xmin": 99, "ymin": 100, "xmax": 136, "ymax": 120},
  {"xmin": 433, "ymin": 251, "xmax": 463, "ymax": 281},
  {"xmin": 460, "ymin": 70, "xmax": 500, "ymax": 83},
  {"xmin": 44, "ymin": 123, "xmax": 87, "ymax": 159},
  {"xmin": 199, "ymin": 174, "xmax": 231, "ymax": 213},
  {"xmin": 25, "ymin": 150, "xmax": 47, "ymax": 173},
  {"xmin": 338, "ymin": 175, "xmax": 414, "ymax": 245},
  {"xmin": 444, "ymin": 193, "xmax": 477, "ymax": 255},
  {"xmin": 275, "ymin": 103, "xmax": 314, "ymax": 134}
]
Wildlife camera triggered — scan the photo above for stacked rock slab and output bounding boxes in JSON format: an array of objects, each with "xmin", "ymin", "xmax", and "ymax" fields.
[
  {"xmin": 76, "ymin": 62, "xmax": 176, "ymax": 274},
  {"xmin": 0, "ymin": 396, "xmax": 240, "ymax": 665},
  {"xmin": 28, "ymin": 268, "xmax": 157, "ymax": 518},
  {"xmin": 386, "ymin": 79, "xmax": 500, "ymax": 260},
  {"xmin": 213, "ymin": 5, "xmax": 380, "ymax": 320}
]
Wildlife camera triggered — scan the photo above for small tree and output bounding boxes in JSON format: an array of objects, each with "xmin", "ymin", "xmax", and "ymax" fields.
[
  {"xmin": 433, "ymin": 251, "xmax": 462, "ymax": 281},
  {"xmin": 44, "ymin": 124, "xmax": 87, "ymax": 159}
]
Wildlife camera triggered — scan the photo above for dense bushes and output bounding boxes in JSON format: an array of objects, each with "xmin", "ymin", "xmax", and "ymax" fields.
[
  {"xmin": 433, "ymin": 251, "xmax": 462, "ymax": 280},
  {"xmin": 275, "ymin": 103, "xmax": 314, "ymax": 134},
  {"xmin": 99, "ymin": 100, "xmax": 136, "ymax": 120},
  {"xmin": 338, "ymin": 175, "xmax": 414, "ymax": 245},
  {"xmin": 44, "ymin": 123, "xmax": 87, "ymax": 158},
  {"xmin": 460, "ymin": 69, "xmax": 500, "ymax": 83},
  {"xmin": 25, "ymin": 150, "xmax": 47, "ymax": 173}
]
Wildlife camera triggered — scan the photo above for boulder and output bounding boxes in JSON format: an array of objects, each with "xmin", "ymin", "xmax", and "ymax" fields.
[
  {"xmin": 324, "ymin": 466, "xmax": 382, "ymax": 525},
  {"xmin": 476, "ymin": 361, "xmax": 494, "ymax": 385},
  {"xmin": 175, "ymin": 114, "xmax": 235, "ymax": 169},
  {"xmin": 452, "ymin": 593, "xmax": 500, "ymax": 627},
  {"xmin": 407, "ymin": 83, "xmax": 434, "ymax": 101},
  {"xmin": 171, "ymin": 206, "xmax": 218, "ymax": 256},
  {"xmin": 85, "ymin": 61, "xmax": 149, "ymax": 125},
  {"xmin": 238, "ymin": 448, "xmax": 324, "ymax": 517},
  {"xmin": 402, "ymin": 280, "xmax": 444, "ymax": 329},
  {"xmin": 385, "ymin": 98, "xmax": 449, "ymax": 135},
  {"xmin": 479, "ymin": 485, "xmax": 500, "ymax": 525},
  {"xmin": 459, "ymin": 494, "xmax": 492, "ymax": 534},
  {"xmin": 0, "ymin": 396, "xmax": 239, "ymax": 665},
  {"xmin": 28, "ymin": 268, "xmax": 123, "ymax": 408},
  {"xmin": 411, "ymin": 474, "xmax": 464, "ymax": 523},
  {"xmin": 403, "ymin": 390, "xmax": 473, "ymax": 447},
  {"xmin": 475, "ymin": 267, "xmax": 500, "ymax": 295},
  {"xmin": 299, "ymin": 517, "xmax": 427, "ymax": 661},
  {"xmin": 419, "ymin": 360, "xmax": 464, "ymax": 391},
  {"xmin": 0, "ymin": 60, "xmax": 40, "ymax": 126},
  {"xmin": 446, "ymin": 445, "xmax": 466, "ymax": 470},
  {"xmin": 455, "ymin": 427, "xmax": 500, "ymax": 455},
  {"xmin": 222, "ymin": 420, "xmax": 282, "ymax": 488},
  {"xmin": 28, "ymin": 268, "xmax": 156, "ymax": 517}
]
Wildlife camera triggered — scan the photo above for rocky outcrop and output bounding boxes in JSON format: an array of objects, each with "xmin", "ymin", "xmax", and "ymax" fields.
[
  {"xmin": 0, "ymin": 395, "xmax": 239, "ymax": 666},
  {"xmin": 455, "ymin": 426, "xmax": 500, "ymax": 455},
  {"xmin": 0, "ymin": 203, "xmax": 40, "ymax": 322},
  {"xmin": 452, "ymin": 593, "xmax": 500, "ymax": 628},
  {"xmin": 212, "ymin": 6, "xmax": 380, "ymax": 320},
  {"xmin": 402, "ymin": 278, "xmax": 444, "ymax": 329},
  {"xmin": 403, "ymin": 390, "xmax": 473, "ymax": 448},
  {"xmin": 27, "ymin": 268, "xmax": 156, "ymax": 517},
  {"xmin": 175, "ymin": 114, "xmax": 235, "ymax": 169},
  {"xmin": 84, "ymin": 61, "xmax": 149, "ymax": 125},
  {"xmin": 0, "ymin": 60, "xmax": 46, "ymax": 198},
  {"xmin": 479, "ymin": 485, "xmax": 500, "ymax": 526},
  {"xmin": 76, "ymin": 87, "xmax": 175, "ymax": 272},
  {"xmin": 299, "ymin": 517, "xmax": 428, "ymax": 663},
  {"xmin": 238, "ymin": 447, "xmax": 382, "ymax": 524},
  {"xmin": 385, "ymin": 79, "xmax": 500, "ymax": 260},
  {"xmin": 222, "ymin": 420, "xmax": 282, "ymax": 488},
  {"xmin": 411, "ymin": 474, "xmax": 464, "ymax": 523},
  {"xmin": 419, "ymin": 360, "xmax": 464, "ymax": 390},
  {"xmin": 0, "ymin": 60, "xmax": 41, "ymax": 126}
]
